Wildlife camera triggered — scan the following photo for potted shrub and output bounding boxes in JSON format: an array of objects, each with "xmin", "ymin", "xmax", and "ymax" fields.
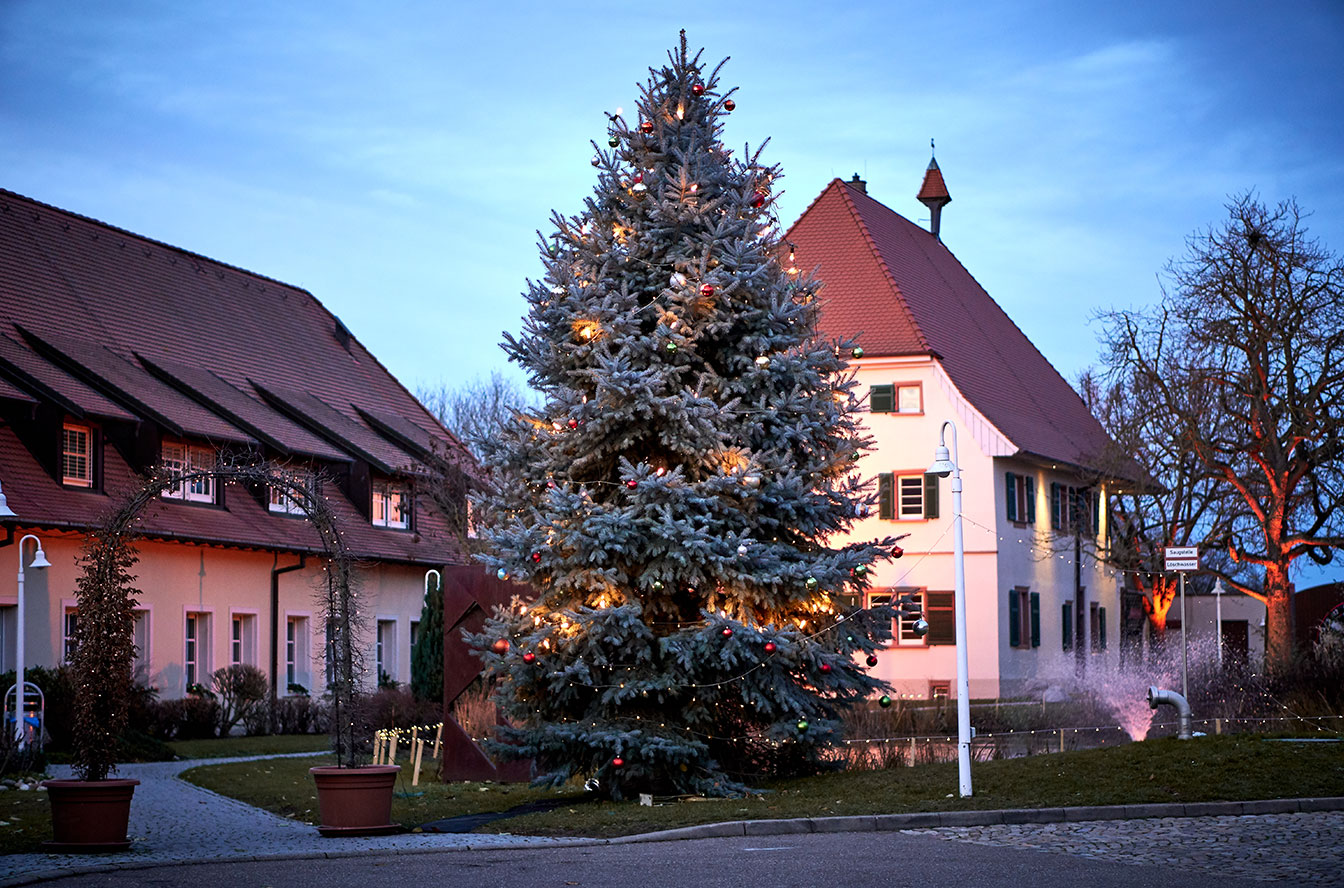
[
  {"xmin": 41, "ymin": 515, "xmax": 142, "ymax": 851},
  {"xmin": 305, "ymin": 543, "xmax": 401, "ymax": 837}
]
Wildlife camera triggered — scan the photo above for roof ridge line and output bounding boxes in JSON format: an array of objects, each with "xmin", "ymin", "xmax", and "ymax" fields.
[
  {"xmin": 0, "ymin": 187, "xmax": 310, "ymax": 295},
  {"xmin": 831, "ymin": 182, "xmax": 936, "ymax": 356},
  {"xmin": 927, "ymin": 243, "xmax": 1100, "ymax": 462}
]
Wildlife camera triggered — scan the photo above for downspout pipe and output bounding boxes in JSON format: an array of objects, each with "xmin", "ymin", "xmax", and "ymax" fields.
[
  {"xmin": 1148, "ymin": 686, "xmax": 1193, "ymax": 740},
  {"xmin": 270, "ymin": 553, "xmax": 307, "ymax": 703}
]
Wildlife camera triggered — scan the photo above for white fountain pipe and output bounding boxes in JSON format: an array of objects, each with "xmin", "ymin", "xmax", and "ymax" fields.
[{"xmin": 1147, "ymin": 686, "xmax": 1192, "ymax": 740}]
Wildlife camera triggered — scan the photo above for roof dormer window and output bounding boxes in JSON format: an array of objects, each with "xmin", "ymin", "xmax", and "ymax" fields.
[
  {"xmin": 161, "ymin": 441, "xmax": 217, "ymax": 503},
  {"xmin": 62, "ymin": 422, "xmax": 93, "ymax": 488},
  {"xmin": 372, "ymin": 481, "xmax": 410, "ymax": 529},
  {"xmin": 269, "ymin": 470, "xmax": 315, "ymax": 515}
]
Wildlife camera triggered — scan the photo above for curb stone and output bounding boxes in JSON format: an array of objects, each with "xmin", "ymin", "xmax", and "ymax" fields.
[{"xmin": 5, "ymin": 796, "xmax": 1342, "ymax": 886}]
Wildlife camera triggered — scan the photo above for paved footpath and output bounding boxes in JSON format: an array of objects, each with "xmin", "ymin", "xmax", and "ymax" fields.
[
  {"xmin": 3, "ymin": 755, "xmax": 1341, "ymax": 886},
  {"xmin": 1, "ymin": 754, "xmax": 583, "ymax": 886}
]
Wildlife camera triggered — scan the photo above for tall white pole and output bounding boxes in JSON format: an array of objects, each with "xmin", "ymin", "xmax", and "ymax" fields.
[
  {"xmin": 14, "ymin": 534, "xmax": 48, "ymax": 750},
  {"xmin": 943, "ymin": 422, "xmax": 972, "ymax": 798},
  {"xmin": 1214, "ymin": 578, "xmax": 1224, "ymax": 667},
  {"xmin": 14, "ymin": 547, "xmax": 26, "ymax": 747},
  {"xmin": 1179, "ymin": 570, "xmax": 1188, "ymax": 702}
]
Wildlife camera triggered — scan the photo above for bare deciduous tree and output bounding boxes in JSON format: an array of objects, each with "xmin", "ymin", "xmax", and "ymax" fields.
[{"xmin": 1099, "ymin": 194, "xmax": 1344, "ymax": 673}]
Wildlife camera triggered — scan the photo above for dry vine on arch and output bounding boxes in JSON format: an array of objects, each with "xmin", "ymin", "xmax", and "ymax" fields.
[{"xmin": 71, "ymin": 455, "xmax": 367, "ymax": 779}]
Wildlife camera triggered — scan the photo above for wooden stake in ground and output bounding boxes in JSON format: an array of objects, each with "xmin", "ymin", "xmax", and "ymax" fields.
[
  {"xmin": 412, "ymin": 739, "xmax": 425, "ymax": 786},
  {"xmin": 389, "ymin": 732, "xmax": 399, "ymax": 766},
  {"xmin": 432, "ymin": 723, "xmax": 443, "ymax": 759}
]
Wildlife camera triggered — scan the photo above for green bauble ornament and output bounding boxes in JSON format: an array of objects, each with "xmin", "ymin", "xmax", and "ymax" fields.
[
  {"xmin": 651, "ymin": 580, "xmax": 664, "ymax": 591},
  {"xmin": 796, "ymin": 719, "xmax": 809, "ymax": 732},
  {"xmin": 805, "ymin": 576, "xmax": 819, "ymax": 591},
  {"xmin": 879, "ymin": 695, "xmax": 892, "ymax": 708},
  {"xmin": 852, "ymin": 346, "xmax": 864, "ymax": 358},
  {"xmin": 608, "ymin": 135, "xmax": 620, "ymax": 147},
  {"xmin": 665, "ymin": 342, "xmax": 678, "ymax": 352},
  {"xmin": 854, "ymin": 564, "xmax": 868, "ymax": 577},
  {"xmin": 496, "ymin": 568, "xmax": 508, "ymax": 580}
]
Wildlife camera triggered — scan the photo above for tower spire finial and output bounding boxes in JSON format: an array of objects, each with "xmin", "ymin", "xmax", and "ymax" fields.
[{"xmin": 916, "ymin": 141, "xmax": 951, "ymax": 240}]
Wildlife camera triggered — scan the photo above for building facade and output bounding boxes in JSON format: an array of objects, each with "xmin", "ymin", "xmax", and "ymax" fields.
[
  {"xmin": 785, "ymin": 167, "xmax": 1123, "ymax": 699},
  {"xmin": 0, "ymin": 187, "xmax": 470, "ymax": 702}
]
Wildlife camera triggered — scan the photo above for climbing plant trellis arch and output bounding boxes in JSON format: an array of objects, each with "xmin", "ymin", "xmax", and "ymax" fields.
[{"xmin": 73, "ymin": 456, "xmax": 367, "ymax": 775}]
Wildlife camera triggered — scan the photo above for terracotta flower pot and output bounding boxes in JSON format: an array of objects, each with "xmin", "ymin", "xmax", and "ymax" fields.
[
  {"xmin": 309, "ymin": 764, "xmax": 401, "ymax": 836},
  {"xmin": 41, "ymin": 778, "xmax": 140, "ymax": 852}
]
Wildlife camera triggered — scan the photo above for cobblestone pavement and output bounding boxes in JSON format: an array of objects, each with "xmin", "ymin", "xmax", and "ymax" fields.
[
  {"xmin": 0, "ymin": 754, "xmax": 583, "ymax": 886},
  {"xmin": 907, "ymin": 811, "xmax": 1344, "ymax": 885}
]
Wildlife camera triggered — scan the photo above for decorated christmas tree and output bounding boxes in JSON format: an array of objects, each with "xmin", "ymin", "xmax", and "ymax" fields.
[{"xmin": 471, "ymin": 32, "xmax": 896, "ymax": 798}]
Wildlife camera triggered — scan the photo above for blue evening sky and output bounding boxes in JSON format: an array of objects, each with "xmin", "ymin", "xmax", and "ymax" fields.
[{"xmin": 3, "ymin": 1, "xmax": 1342, "ymax": 582}]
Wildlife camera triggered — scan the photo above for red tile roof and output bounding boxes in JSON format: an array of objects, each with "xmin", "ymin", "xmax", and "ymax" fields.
[
  {"xmin": 0, "ymin": 187, "xmax": 466, "ymax": 565},
  {"xmin": 785, "ymin": 178, "xmax": 1115, "ymax": 471}
]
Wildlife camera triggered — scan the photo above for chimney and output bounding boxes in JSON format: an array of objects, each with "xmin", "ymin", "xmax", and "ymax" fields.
[
  {"xmin": 916, "ymin": 144, "xmax": 951, "ymax": 240},
  {"xmin": 847, "ymin": 173, "xmax": 867, "ymax": 194}
]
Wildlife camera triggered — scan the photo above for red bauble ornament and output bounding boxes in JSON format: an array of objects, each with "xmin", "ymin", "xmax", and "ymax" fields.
[
  {"xmin": 691, "ymin": 82, "xmax": 705, "ymax": 96},
  {"xmin": 639, "ymin": 120, "xmax": 654, "ymax": 134},
  {"xmin": 632, "ymin": 172, "xmax": 643, "ymax": 184},
  {"xmin": 567, "ymin": 419, "xmax": 579, "ymax": 429},
  {"xmin": 547, "ymin": 479, "xmax": 556, "ymax": 489},
  {"xmin": 751, "ymin": 191, "xmax": 766, "ymax": 208},
  {"xmin": 626, "ymin": 479, "xmax": 637, "ymax": 489},
  {"xmin": 532, "ymin": 551, "xmax": 541, "ymax": 562},
  {"xmin": 892, "ymin": 544, "xmax": 904, "ymax": 559},
  {"xmin": 820, "ymin": 663, "xmax": 832, "ymax": 673},
  {"xmin": 866, "ymin": 654, "xmax": 879, "ymax": 667},
  {"xmin": 764, "ymin": 642, "xmax": 777, "ymax": 653},
  {"xmin": 612, "ymin": 757, "xmax": 624, "ymax": 768},
  {"xmin": 723, "ymin": 99, "xmax": 736, "ymax": 111},
  {"xmin": 700, "ymin": 283, "xmax": 714, "ymax": 297},
  {"xmin": 722, "ymin": 627, "xmax": 733, "ymax": 638},
  {"xmin": 491, "ymin": 638, "xmax": 509, "ymax": 654},
  {"xmin": 523, "ymin": 652, "xmax": 536, "ymax": 664}
]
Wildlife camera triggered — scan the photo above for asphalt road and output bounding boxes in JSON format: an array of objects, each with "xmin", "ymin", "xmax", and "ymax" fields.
[{"xmin": 29, "ymin": 831, "xmax": 1268, "ymax": 888}]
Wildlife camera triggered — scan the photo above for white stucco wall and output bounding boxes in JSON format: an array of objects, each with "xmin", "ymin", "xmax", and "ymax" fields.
[
  {"xmin": 836, "ymin": 357, "xmax": 1122, "ymax": 700},
  {"xmin": 0, "ymin": 528, "xmax": 430, "ymax": 700}
]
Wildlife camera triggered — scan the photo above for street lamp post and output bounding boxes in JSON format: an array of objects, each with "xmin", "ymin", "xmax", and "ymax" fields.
[
  {"xmin": 928, "ymin": 421, "xmax": 972, "ymax": 798},
  {"xmin": 14, "ymin": 534, "xmax": 52, "ymax": 750}
]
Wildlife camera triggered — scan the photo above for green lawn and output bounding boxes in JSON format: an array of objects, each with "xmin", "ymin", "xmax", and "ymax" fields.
[
  {"xmin": 167, "ymin": 734, "xmax": 331, "ymax": 760},
  {"xmin": 182, "ymin": 734, "xmax": 1344, "ymax": 837},
  {"xmin": 4, "ymin": 734, "xmax": 1339, "ymax": 857}
]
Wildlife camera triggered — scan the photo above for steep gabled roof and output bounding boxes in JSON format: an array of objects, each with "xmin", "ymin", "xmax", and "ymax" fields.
[
  {"xmin": 0, "ymin": 187, "xmax": 467, "ymax": 563},
  {"xmin": 785, "ymin": 177, "xmax": 1114, "ymax": 471}
]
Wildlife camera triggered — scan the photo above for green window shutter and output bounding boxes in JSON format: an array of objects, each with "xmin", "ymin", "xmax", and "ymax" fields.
[
  {"xmin": 1030, "ymin": 592, "xmax": 1041, "ymax": 648},
  {"xmin": 1050, "ymin": 483, "xmax": 1063, "ymax": 529},
  {"xmin": 1008, "ymin": 590, "xmax": 1021, "ymax": 648},
  {"xmin": 923, "ymin": 473, "xmax": 940, "ymax": 519},
  {"xmin": 1099, "ymin": 606, "xmax": 1107, "ymax": 650},
  {"xmin": 878, "ymin": 473, "xmax": 894, "ymax": 520},
  {"xmin": 1026, "ymin": 476, "xmax": 1037, "ymax": 523},
  {"xmin": 1091, "ymin": 490, "xmax": 1101, "ymax": 535},
  {"xmin": 926, "ymin": 591, "xmax": 955, "ymax": 645},
  {"xmin": 1005, "ymin": 473, "xmax": 1018, "ymax": 522},
  {"xmin": 1062, "ymin": 601, "xmax": 1073, "ymax": 651},
  {"xmin": 869, "ymin": 384, "xmax": 894, "ymax": 413}
]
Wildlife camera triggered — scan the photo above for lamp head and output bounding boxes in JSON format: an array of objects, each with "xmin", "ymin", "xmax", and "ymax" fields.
[
  {"xmin": 30, "ymin": 546, "xmax": 51, "ymax": 570},
  {"xmin": 0, "ymin": 480, "xmax": 15, "ymax": 519},
  {"xmin": 927, "ymin": 444, "xmax": 955, "ymax": 478}
]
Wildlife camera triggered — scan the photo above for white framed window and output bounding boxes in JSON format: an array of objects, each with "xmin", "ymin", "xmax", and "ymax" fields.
[
  {"xmin": 185, "ymin": 611, "xmax": 212, "ymax": 690},
  {"xmin": 877, "ymin": 473, "xmax": 939, "ymax": 520},
  {"xmin": 868, "ymin": 589, "xmax": 924, "ymax": 647},
  {"xmin": 1005, "ymin": 472, "xmax": 1037, "ymax": 524},
  {"xmin": 869, "ymin": 383, "xmax": 923, "ymax": 415},
  {"xmin": 372, "ymin": 482, "xmax": 410, "ymax": 529},
  {"xmin": 62, "ymin": 423, "xmax": 93, "ymax": 487},
  {"xmin": 230, "ymin": 612, "xmax": 257, "ymax": 666},
  {"xmin": 285, "ymin": 615, "xmax": 310, "ymax": 692},
  {"xmin": 270, "ymin": 471, "xmax": 314, "ymax": 515},
  {"xmin": 161, "ymin": 441, "xmax": 216, "ymax": 503},
  {"xmin": 133, "ymin": 609, "xmax": 151, "ymax": 682},
  {"xmin": 375, "ymin": 619, "xmax": 398, "ymax": 684},
  {"xmin": 62, "ymin": 606, "xmax": 79, "ymax": 662}
]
